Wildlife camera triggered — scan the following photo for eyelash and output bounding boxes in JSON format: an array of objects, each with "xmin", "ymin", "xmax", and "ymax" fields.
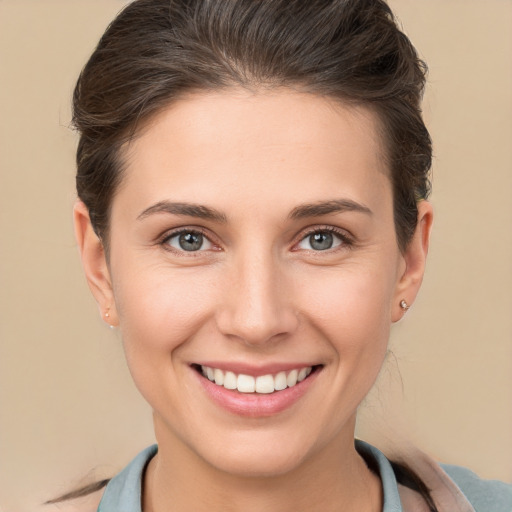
[
  {"xmin": 159, "ymin": 227, "xmax": 217, "ymax": 256},
  {"xmin": 296, "ymin": 226, "xmax": 354, "ymax": 252},
  {"xmin": 158, "ymin": 225, "xmax": 354, "ymax": 255}
]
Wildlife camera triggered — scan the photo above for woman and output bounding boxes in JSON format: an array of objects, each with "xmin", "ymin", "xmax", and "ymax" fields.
[{"xmin": 52, "ymin": 0, "xmax": 512, "ymax": 510}]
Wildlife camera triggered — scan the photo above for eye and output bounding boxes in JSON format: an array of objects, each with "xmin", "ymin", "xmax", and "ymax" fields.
[
  {"xmin": 296, "ymin": 229, "xmax": 346, "ymax": 251},
  {"xmin": 164, "ymin": 230, "xmax": 214, "ymax": 252}
]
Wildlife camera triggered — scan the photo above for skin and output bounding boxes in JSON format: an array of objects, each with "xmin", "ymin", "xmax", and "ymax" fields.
[{"xmin": 75, "ymin": 89, "xmax": 433, "ymax": 512}]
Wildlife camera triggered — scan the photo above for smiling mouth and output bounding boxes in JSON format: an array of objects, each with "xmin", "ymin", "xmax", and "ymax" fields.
[{"xmin": 192, "ymin": 364, "xmax": 321, "ymax": 394}]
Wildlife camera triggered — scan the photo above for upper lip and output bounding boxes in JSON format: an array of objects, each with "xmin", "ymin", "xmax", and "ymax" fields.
[{"xmin": 192, "ymin": 361, "xmax": 321, "ymax": 377}]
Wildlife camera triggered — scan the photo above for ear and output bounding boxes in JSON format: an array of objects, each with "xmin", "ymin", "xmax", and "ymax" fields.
[
  {"xmin": 73, "ymin": 201, "xmax": 119, "ymax": 327},
  {"xmin": 392, "ymin": 200, "xmax": 433, "ymax": 322}
]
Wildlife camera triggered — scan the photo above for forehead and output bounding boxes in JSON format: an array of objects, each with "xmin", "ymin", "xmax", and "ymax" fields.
[{"xmin": 118, "ymin": 89, "xmax": 390, "ymax": 216}]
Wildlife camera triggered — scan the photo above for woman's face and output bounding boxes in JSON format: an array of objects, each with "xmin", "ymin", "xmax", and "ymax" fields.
[{"xmin": 77, "ymin": 89, "xmax": 430, "ymax": 476}]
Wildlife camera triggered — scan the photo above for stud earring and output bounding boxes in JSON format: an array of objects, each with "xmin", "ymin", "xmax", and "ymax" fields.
[
  {"xmin": 400, "ymin": 299, "xmax": 410, "ymax": 311},
  {"xmin": 104, "ymin": 308, "xmax": 115, "ymax": 329}
]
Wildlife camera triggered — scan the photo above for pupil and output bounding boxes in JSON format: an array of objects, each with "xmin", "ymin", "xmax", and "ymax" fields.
[
  {"xmin": 179, "ymin": 232, "xmax": 203, "ymax": 251},
  {"xmin": 310, "ymin": 232, "xmax": 333, "ymax": 251}
]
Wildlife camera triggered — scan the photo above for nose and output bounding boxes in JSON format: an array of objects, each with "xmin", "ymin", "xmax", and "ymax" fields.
[{"xmin": 215, "ymin": 251, "xmax": 298, "ymax": 346}]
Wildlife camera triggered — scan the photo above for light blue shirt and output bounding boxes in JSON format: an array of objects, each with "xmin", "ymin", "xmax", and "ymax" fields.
[{"xmin": 97, "ymin": 441, "xmax": 512, "ymax": 511}]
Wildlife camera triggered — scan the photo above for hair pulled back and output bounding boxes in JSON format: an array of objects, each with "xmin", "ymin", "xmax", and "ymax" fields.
[{"xmin": 73, "ymin": 0, "xmax": 431, "ymax": 253}]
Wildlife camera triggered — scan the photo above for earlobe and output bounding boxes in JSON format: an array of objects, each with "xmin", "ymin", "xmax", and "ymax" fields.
[
  {"xmin": 392, "ymin": 201, "xmax": 434, "ymax": 322},
  {"xmin": 73, "ymin": 201, "xmax": 119, "ymax": 326}
]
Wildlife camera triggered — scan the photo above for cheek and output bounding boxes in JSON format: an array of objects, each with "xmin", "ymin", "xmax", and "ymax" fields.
[
  {"xmin": 296, "ymin": 259, "xmax": 396, "ymax": 397},
  {"xmin": 299, "ymin": 262, "xmax": 395, "ymax": 343},
  {"xmin": 112, "ymin": 262, "xmax": 219, "ymax": 354},
  {"xmin": 110, "ymin": 263, "xmax": 222, "ymax": 413}
]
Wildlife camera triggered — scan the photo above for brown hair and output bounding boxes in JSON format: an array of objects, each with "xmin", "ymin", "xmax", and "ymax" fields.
[
  {"xmin": 62, "ymin": 0, "xmax": 436, "ymax": 508},
  {"xmin": 74, "ymin": 0, "xmax": 431, "ymax": 255}
]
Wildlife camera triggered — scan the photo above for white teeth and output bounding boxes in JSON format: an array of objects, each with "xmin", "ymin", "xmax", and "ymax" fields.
[
  {"xmin": 200, "ymin": 365, "xmax": 314, "ymax": 394},
  {"xmin": 223, "ymin": 371, "xmax": 237, "ymax": 390},
  {"xmin": 214, "ymin": 368, "xmax": 224, "ymax": 385},
  {"xmin": 255, "ymin": 374, "xmax": 275, "ymax": 394},
  {"xmin": 287, "ymin": 369, "xmax": 298, "ymax": 387},
  {"xmin": 237, "ymin": 374, "xmax": 255, "ymax": 393},
  {"xmin": 274, "ymin": 371, "xmax": 288, "ymax": 391}
]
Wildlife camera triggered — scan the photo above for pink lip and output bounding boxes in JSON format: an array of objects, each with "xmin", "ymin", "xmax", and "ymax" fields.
[
  {"xmin": 193, "ymin": 366, "xmax": 321, "ymax": 418},
  {"xmin": 194, "ymin": 361, "xmax": 318, "ymax": 377}
]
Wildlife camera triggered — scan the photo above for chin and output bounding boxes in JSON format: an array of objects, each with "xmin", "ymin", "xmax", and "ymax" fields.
[
  {"xmin": 206, "ymin": 446, "xmax": 308, "ymax": 478},
  {"xmin": 189, "ymin": 428, "xmax": 315, "ymax": 478}
]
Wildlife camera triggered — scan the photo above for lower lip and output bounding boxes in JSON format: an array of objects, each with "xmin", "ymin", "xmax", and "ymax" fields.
[{"xmin": 194, "ymin": 368, "xmax": 321, "ymax": 417}]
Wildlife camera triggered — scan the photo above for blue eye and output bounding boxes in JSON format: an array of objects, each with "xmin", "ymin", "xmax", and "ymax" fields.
[
  {"xmin": 297, "ymin": 230, "xmax": 344, "ymax": 251},
  {"xmin": 165, "ymin": 231, "xmax": 213, "ymax": 252}
]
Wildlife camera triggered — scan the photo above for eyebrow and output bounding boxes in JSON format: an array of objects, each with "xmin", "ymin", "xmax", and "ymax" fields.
[
  {"xmin": 288, "ymin": 199, "xmax": 373, "ymax": 220},
  {"xmin": 137, "ymin": 198, "xmax": 372, "ymax": 223},
  {"xmin": 137, "ymin": 201, "xmax": 227, "ymax": 223}
]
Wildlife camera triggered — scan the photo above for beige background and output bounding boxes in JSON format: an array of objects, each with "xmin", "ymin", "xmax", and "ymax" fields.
[{"xmin": 0, "ymin": 1, "xmax": 511, "ymax": 510}]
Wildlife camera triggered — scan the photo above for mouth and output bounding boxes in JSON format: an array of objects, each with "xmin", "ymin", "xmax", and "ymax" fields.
[
  {"xmin": 192, "ymin": 364, "xmax": 322, "ymax": 394},
  {"xmin": 191, "ymin": 363, "xmax": 323, "ymax": 417}
]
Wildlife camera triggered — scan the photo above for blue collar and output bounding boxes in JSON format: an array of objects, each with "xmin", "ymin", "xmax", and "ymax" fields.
[
  {"xmin": 98, "ymin": 444, "xmax": 157, "ymax": 512},
  {"xmin": 98, "ymin": 440, "xmax": 403, "ymax": 511}
]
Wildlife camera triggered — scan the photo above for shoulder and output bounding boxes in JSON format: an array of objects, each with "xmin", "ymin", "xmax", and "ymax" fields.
[{"xmin": 442, "ymin": 464, "xmax": 512, "ymax": 512}]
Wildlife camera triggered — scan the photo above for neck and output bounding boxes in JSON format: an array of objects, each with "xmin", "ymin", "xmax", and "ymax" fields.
[{"xmin": 143, "ymin": 424, "xmax": 382, "ymax": 512}]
